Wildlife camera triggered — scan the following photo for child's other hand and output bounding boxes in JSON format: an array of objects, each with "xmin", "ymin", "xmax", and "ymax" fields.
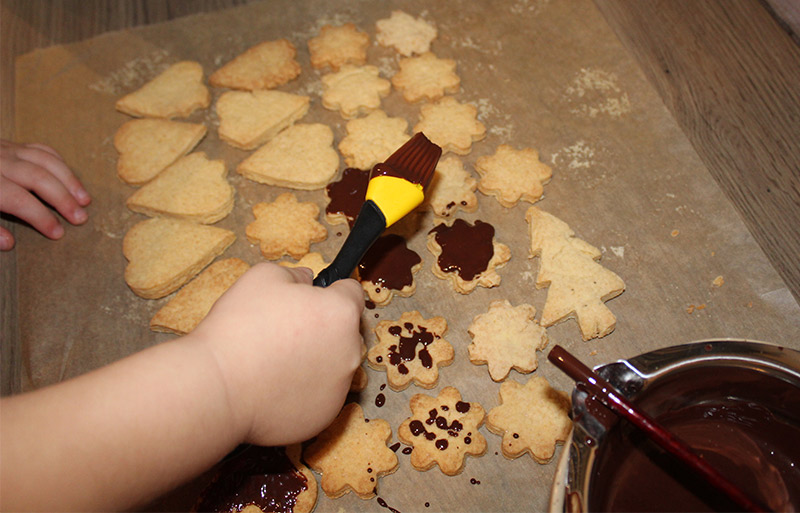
[
  {"xmin": 190, "ymin": 263, "xmax": 365, "ymax": 446},
  {"xmin": 0, "ymin": 139, "xmax": 91, "ymax": 250}
]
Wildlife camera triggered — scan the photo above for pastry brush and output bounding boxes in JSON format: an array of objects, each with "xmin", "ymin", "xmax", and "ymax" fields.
[{"xmin": 313, "ymin": 133, "xmax": 441, "ymax": 287}]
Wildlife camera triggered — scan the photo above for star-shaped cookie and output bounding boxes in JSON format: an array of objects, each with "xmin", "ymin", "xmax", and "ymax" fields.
[
  {"xmin": 308, "ymin": 23, "xmax": 369, "ymax": 70},
  {"xmin": 321, "ymin": 65, "xmax": 391, "ymax": 119},
  {"xmin": 245, "ymin": 192, "xmax": 327, "ymax": 260},
  {"xmin": 423, "ymin": 155, "xmax": 478, "ymax": 218},
  {"xmin": 414, "ymin": 97, "xmax": 486, "ymax": 155},
  {"xmin": 486, "ymin": 376, "xmax": 572, "ymax": 463},
  {"xmin": 392, "ymin": 52, "xmax": 460, "ymax": 103},
  {"xmin": 476, "ymin": 144, "xmax": 553, "ymax": 207},
  {"xmin": 368, "ymin": 310, "xmax": 454, "ymax": 391},
  {"xmin": 398, "ymin": 386, "xmax": 487, "ymax": 475},
  {"xmin": 468, "ymin": 300, "xmax": 548, "ymax": 381},
  {"xmin": 304, "ymin": 403, "xmax": 398, "ymax": 499}
]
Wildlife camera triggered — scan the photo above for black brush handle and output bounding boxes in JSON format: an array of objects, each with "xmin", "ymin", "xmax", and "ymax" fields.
[{"xmin": 313, "ymin": 200, "xmax": 386, "ymax": 287}]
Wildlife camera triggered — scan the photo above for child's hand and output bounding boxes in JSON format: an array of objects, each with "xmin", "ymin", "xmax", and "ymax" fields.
[
  {"xmin": 189, "ymin": 262, "xmax": 365, "ymax": 446},
  {"xmin": 0, "ymin": 139, "xmax": 91, "ymax": 250}
]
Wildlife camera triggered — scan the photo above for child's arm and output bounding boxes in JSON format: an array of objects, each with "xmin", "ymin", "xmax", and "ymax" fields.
[
  {"xmin": 0, "ymin": 263, "xmax": 364, "ymax": 511},
  {"xmin": 0, "ymin": 139, "xmax": 91, "ymax": 250}
]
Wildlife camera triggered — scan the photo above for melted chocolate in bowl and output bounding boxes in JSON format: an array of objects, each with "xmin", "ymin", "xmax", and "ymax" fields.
[{"xmin": 588, "ymin": 363, "xmax": 800, "ymax": 512}]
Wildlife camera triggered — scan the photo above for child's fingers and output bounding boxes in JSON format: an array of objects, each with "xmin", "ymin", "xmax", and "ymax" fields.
[
  {"xmin": 15, "ymin": 144, "xmax": 91, "ymax": 207},
  {"xmin": 0, "ymin": 177, "xmax": 65, "ymax": 240},
  {"xmin": 0, "ymin": 226, "xmax": 16, "ymax": 251},
  {"xmin": 327, "ymin": 278, "xmax": 366, "ymax": 310},
  {"xmin": 2, "ymin": 159, "xmax": 88, "ymax": 227}
]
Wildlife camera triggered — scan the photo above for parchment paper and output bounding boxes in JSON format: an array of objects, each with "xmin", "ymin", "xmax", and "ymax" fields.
[{"xmin": 14, "ymin": 0, "xmax": 800, "ymax": 511}]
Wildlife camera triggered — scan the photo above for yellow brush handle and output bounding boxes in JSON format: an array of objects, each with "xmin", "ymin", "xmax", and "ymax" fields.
[{"xmin": 365, "ymin": 175, "xmax": 425, "ymax": 227}]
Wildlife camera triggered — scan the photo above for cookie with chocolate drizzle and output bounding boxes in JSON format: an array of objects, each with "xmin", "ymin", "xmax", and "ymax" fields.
[
  {"xmin": 398, "ymin": 386, "xmax": 487, "ymax": 476},
  {"xmin": 357, "ymin": 234, "xmax": 422, "ymax": 306},
  {"xmin": 427, "ymin": 218, "xmax": 511, "ymax": 294},
  {"xmin": 368, "ymin": 310, "xmax": 454, "ymax": 391}
]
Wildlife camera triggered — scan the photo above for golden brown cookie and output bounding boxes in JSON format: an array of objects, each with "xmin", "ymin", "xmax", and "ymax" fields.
[
  {"xmin": 375, "ymin": 10, "xmax": 437, "ymax": 56},
  {"xmin": 414, "ymin": 97, "xmax": 485, "ymax": 155},
  {"xmin": 278, "ymin": 252, "xmax": 328, "ymax": 278},
  {"xmin": 392, "ymin": 52, "xmax": 460, "ymax": 103},
  {"xmin": 115, "ymin": 61, "xmax": 210, "ymax": 119},
  {"xmin": 467, "ymin": 300, "xmax": 548, "ymax": 382},
  {"xmin": 123, "ymin": 217, "xmax": 235, "ymax": 299},
  {"xmin": 209, "ymin": 39, "xmax": 301, "ymax": 91},
  {"xmin": 216, "ymin": 90, "xmax": 310, "ymax": 150},
  {"xmin": 126, "ymin": 152, "xmax": 235, "ymax": 224},
  {"xmin": 357, "ymin": 234, "xmax": 422, "ymax": 307},
  {"xmin": 321, "ymin": 65, "xmax": 391, "ymax": 119},
  {"xmin": 486, "ymin": 376, "xmax": 572, "ymax": 463},
  {"xmin": 476, "ymin": 144, "xmax": 553, "ymax": 207},
  {"xmin": 150, "ymin": 258, "xmax": 250, "ymax": 335},
  {"xmin": 526, "ymin": 206, "xmax": 625, "ymax": 340},
  {"xmin": 423, "ymin": 155, "xmax": 478, "ymax": 218},
  {"xmin": 192, "ymin": 444, "xmax": 317, "ymax": 513},
  {"xmin": 114, "ymin": 118, "xmax": 206, "ymax": 185},
  {"xmin": 338, "ymin": 110, "xmax": 409, "ymax": 170},
  {"xmin": 367, "ymin": 310, "xmax": 454, "ymax": 391},
  {"xmin": 236, "ymin": 123, "xmax": 338, "ymax": 190},
  {"xmin": 245, "ymin": 192, "xmax": 327, "ymax": 260},
  {"xmin": 397, "ymin": 386, "xmax": 487, "ymax": 476},
  {"xmin": 304, "ymin": 403, "xmax": 398, "ymax": 499},
  {"xmin": 427, "ymin": 218, "xmax": 511, "ymax": 294},
  {"xmin": 308, "ymin": 23, "xmax": 369, "ymax": 71}
]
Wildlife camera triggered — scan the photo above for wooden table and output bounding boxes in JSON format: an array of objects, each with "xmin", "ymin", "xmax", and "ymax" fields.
[{"xmin": 2, "ymin": 1, "xmax": 799, "ymax": 511}]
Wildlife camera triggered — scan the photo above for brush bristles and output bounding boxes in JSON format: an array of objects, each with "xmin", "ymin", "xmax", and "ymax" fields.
[{"xmin": 384, "ymin": 133, "xmax": 442, "ymax": 189}]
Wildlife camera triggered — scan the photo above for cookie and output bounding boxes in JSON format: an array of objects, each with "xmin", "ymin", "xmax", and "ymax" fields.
[
  {"xmin": 216, "ymin": 90, "xmax": 310, "ymax": 150},
  {"xmin": 476, "ymin": 144, "xmax": 553, "ymax": 207},
  {"xmin": 237, "ymin": 123, "xmax": 338, "ymax": 190},
  {"xmin": 427, "ymin": 218, "xmax": 511, "ymax": 294},
  {"xmin": 397, "ymin": 386, "xmax": 487, "ymax": 476},
  {"xmin": 114, "ymin": 118, "xmax": 206, "ymax": 185},
  {"xmin": 150, "ymin": 257, "xmax": 250, "ymax": 335},
  {"xmin": 338, "ymin": 110, "xmax": 409, "ymax": 170},
  {"xmin": 526, "ymin": 206, "xmax": 625, "ymax": 340},
  {"xmin": 126, "ymin": 152, "xmax": 235, "ymax": 224},
  {"xmin": 375, "ymin": 10, "xmax": 437, "ymax": 57},
  {"xmin": 209, "ymin": 39, "xmax": 301, "ymax": 91},
  {"xmin": 115, "ymin": 61, "xmax": 210, "ymax": 119},
  {"xmin": 325, "ymin": 167, "xmax": 370, "ymax": 228},
  {"xmin": 278, "ymin": 252, "xmax": 328, "ymax": 277},
  {"xmin": 123, "ymin": 217, "xmax": 235, "ymax": 299},
  {"xmin": 423, "ymin": 155, "xmax": 478, "ymax": 218},
  {"xmin": 192, "ymin": 444, "xmax": 317, "ymax": 513},
  {"xmin": 308, "ymin": 23, "xmax": 369, "ymax": 71},
  {"xmin": 321, "ymin": 65, "xmax": 391, "ymax": 119},
  {"xmin": 414, "ymin": 97, "xmax": 485, "ymax": 155},
  {"xmin": 367, "ymin": 310, "xmax": 453, "ymax": 391},
  {"xmin": 245, "ymin": 192, "xmax": 327, "ymax": 260},
  {"xmin": 392, "ymin": 52, "xmax": 460, "ymax": 103},
  {"xmin": 304, "ymin": 403, "xmax": 398, "ymax": 499},
  {"xmin": 357, "ymin": 234, "xmax": 422, "ymax": 307},
  {"xmin": 486, "ymin": 376, "xmax": 572, "ymax": 463},
  {"xmin": 467, "ymin": 300, "xmax": 548, "ymax": 382}
]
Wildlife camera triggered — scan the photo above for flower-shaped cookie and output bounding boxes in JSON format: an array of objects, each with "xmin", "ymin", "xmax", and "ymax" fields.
[
  {"xmin": 338, "ymin": 110, "xmax": 409, "ymax": 169},
  {"xmin": 414, "ymin": 97, "xmax": 486, "ymax": 155},
  {"xmin": 245, "ymin": 192, "xmax": 327, "ymax": 260},
  {"xmin": 368, "ymin": 310, "xmax": 454, "ymax": 391},
  {"xmin": 486, "ymin": 376, "xmax": 572, "ymax": 463},
  {"xmin": 427, "ymin": 218, "xmax": 511, "ymax": 294},
  {"xmin": 467, "ymin": 300, "xmax": 548, "ymax": 381},
  {"xmin": 304, "ymin": 403, "xmax": 398, "ymax": 499},
  {"xmin": 398, "ymin": 386, "xmax": 487, "ymax": 475},
  {"xmin": 376, "ymin": 10, "xmax": 437, "ymax": 56},
  {"xmin": 423, "ymin": 155, "xmax": 478, "ymax": 218},
  {"xmin": 357, "ymin": 234, "xmax": 422, "ymax": 307},
  {"xmin": 392, "ymin": 52, "xmax": 460, "ymax": 103},
  {"xmin": 321, "ymin": 65, "xmax": 391, "ymax": 119},
  {"xmin": 309, "ymin": 23, "xmax": 369, "ymax": 70},
  {"xmin": 476, "ymin": 144, "xmax": 553, "ymax": 207}
]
